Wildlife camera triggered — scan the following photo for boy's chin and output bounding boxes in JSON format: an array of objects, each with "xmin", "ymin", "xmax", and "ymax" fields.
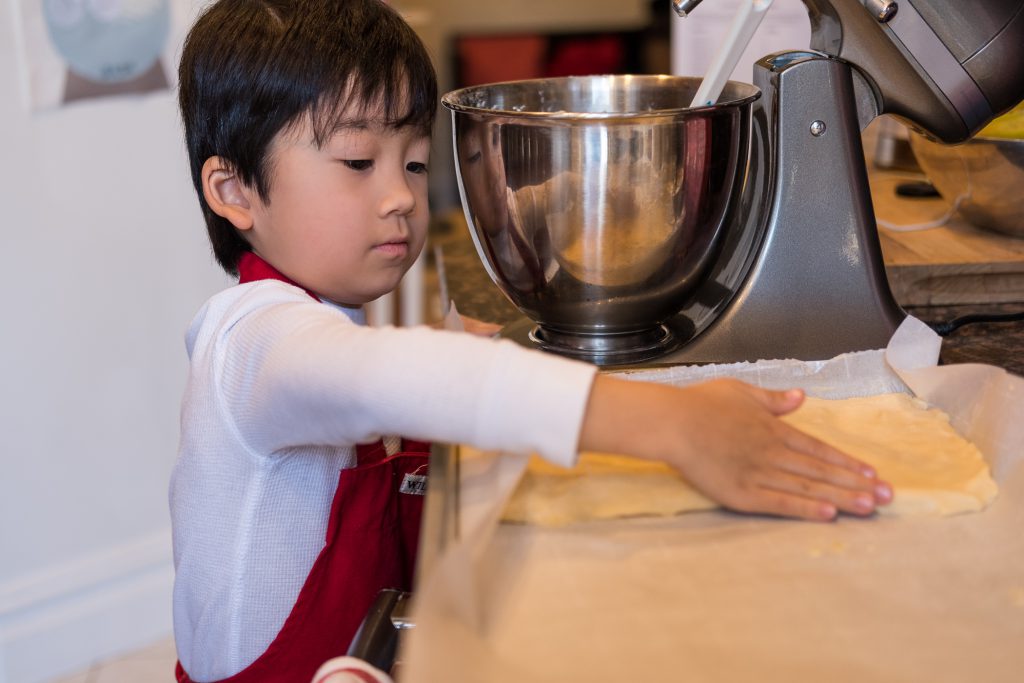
[
  {"xmin": 323, "ymin": 266, "xmax": 415, "ymax": 309},
  {"xmin": 337, "ymin": 284, "xmax": 403, "ymax": 309}
]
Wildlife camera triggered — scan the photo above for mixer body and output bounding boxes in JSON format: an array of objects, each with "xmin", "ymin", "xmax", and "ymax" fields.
[
  {"xmin": 661, "ymin": 0, "xmax": 1024, "ymax": 362},
  {"xmin": 661, "ymin": 51, "xmax": 905, "ymax": 363},
  {"xmin": 445, "ymin": 55, "xmax": 906, "ymax": 366}
]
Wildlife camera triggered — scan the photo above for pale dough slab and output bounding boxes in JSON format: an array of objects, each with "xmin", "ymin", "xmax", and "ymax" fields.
[{"xmin": 502, "ymin": 393, "xmax": 998, "ymax": 526}]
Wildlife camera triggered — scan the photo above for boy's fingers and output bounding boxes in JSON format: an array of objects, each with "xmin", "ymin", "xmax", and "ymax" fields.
[
  {"xmin": 772, "ymin": 449, "xmax": 881, "ymax": 494},
  {"xmin": 736, "ymin": 488, "xmax": 838, "ymax": 522},
  {"xmin": 782, "ymin": 428, "xmax": 878, "ymax": 479},
  {"xmin": 779, "ymin": 431, "xmax": 894, "ymax": 505},
  {"xmin": 757, "ymin": 472, "xmax": 879, "ymax": 517},
  {"xmin": 460, "ymin": 316, "xmax": 502, "ymax": 337}
]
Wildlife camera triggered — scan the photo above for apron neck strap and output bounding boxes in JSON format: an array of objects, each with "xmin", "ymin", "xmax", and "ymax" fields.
[{"xmin": 238, "ymin": 251, "xmax": 320, "ymax": 301}]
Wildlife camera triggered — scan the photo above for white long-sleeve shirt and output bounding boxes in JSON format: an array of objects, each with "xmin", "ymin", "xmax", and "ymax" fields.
[{"xmin": 170, "ymin": 280, "xmax": 596, "ymax": 681}]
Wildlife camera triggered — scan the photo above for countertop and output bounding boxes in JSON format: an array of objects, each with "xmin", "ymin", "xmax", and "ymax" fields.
[
  {"xmin": 411, "ymin": 187, "xmax": 1024, "ymax": 683},
  {"xmin": 431, "ymin": 199, "xmax": 1024, "ymax": 376}
]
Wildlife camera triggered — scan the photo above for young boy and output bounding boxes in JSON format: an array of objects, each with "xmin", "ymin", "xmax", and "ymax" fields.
[{"xmin": 171, "ymin": 1, "xmax": 892, "ymax": 681}]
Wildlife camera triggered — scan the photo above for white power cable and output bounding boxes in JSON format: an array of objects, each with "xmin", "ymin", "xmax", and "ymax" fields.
[{"xmin": 876, "ymin": 150, "xmax": 973, "ymax": 233}]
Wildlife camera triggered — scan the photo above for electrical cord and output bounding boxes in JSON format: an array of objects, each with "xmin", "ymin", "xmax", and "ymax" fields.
[
  {"xmin": 929, "ymin": 310, "xmax": 1024, "ymax": 336},
  {"xmin": 875, "ymin": 148, "xmax": 973, "ymax": 233}
]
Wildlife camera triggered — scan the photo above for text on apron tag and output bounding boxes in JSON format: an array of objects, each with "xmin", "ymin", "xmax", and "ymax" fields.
[{"xmin": 400, "ymin": 473, "xmax": 428, "ymax": 496}]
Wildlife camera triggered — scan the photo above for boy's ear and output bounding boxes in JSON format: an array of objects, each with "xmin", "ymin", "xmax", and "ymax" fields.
[{"xmin": 201, "ymin": 156, "xmax": 256, "ymax": 232}]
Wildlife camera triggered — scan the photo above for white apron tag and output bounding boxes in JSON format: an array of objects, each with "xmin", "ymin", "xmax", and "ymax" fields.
[{"xmin": 400, "ymin": 473, "xmax": 428, "ymax": 496}]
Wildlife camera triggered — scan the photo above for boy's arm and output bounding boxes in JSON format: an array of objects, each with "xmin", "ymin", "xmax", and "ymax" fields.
[
  {"xmin": 219, "ymin": 298, "xmax": 594, "ymax": 461},
  {"xmin": 219, "ymin": 292, "xmax": 888, "ymax": 520},
  {"xmin": 579, "ymin": 374, "xmax": 892, "ymax": 521}
]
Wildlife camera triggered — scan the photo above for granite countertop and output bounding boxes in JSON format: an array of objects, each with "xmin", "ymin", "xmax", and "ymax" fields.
[
  {"xmin": 904, "ymin": 302, "xmax": 1024, "ymax": 375},
  {"xmin": 432, "ymin": 217, "xmax": 1024, "ymax": 377}
]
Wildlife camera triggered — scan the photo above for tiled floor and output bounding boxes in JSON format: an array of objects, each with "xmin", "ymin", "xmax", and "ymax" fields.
[{"xmin": 48, "ymin": 636, "xmax": 178, "ymax": 683}]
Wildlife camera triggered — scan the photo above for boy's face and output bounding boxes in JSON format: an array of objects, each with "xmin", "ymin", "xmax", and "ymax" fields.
[{"xmin": 245, "ymin": 111, "xmax": 431, "ymax": 307}]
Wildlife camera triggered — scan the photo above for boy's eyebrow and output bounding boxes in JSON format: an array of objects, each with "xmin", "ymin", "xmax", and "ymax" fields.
[
  {"xmin": 329, "ymin": 118, "xmax": 371, "ymax": 134},
  {"xmin": 325, "ymin": 118, "xmax": 429, "ymax": 142}
]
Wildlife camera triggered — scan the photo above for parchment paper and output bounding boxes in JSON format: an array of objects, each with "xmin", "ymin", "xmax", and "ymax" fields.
[{"xmin": 402, "ymin": 317, "xmax": 1024, "ymax": 682}]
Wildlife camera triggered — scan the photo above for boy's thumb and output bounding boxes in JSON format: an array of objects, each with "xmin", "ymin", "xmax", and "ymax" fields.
[{"xmin": 759, "ymin": 387, "xmax": 805, "ymax": 416}]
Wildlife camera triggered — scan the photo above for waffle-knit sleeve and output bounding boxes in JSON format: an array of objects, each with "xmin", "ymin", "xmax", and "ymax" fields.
[{"xmin": 213, "ymin": 289, "xmax": 596, "ymax": 468}]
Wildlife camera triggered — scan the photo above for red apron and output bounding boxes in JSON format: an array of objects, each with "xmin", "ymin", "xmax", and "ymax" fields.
[{"xmin": 176, "ymin": 252, "xmax": 429, "ymax": 683}]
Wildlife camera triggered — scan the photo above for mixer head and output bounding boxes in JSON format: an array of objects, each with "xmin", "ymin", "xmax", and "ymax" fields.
[{"xmin": 676, "ymin": 0, "xmax": 1024, "ymax": 143}]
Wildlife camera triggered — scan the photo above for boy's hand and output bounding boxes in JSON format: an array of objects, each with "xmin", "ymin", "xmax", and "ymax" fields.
[
  {"xmin": 312, "ymin": 657, "xmax": 393, "ymax": 683},
  {"xmin": 459, "ymin": 315, "xmax": 502, "ymax": 337},
  {"xmin": 580, "ymin": 375, "xmax": 892, "ymax": 521},
  {"xmin": 432, "ymin": 312, "xmax": 502, "ymax": 337}
]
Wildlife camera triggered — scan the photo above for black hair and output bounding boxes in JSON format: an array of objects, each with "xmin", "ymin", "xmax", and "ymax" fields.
[{"xmin": 178, "ymin": 0, "xmax": 438, "ymax": 274}]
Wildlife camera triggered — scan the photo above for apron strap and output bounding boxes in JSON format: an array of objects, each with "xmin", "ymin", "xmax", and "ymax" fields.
[
  {"xmin": 355, "ymin": 438, "xmax": 432, "ymax": 466},
  {"xmin": 237, "ymin": 251, "xmax": 320, "ymax": 300}
]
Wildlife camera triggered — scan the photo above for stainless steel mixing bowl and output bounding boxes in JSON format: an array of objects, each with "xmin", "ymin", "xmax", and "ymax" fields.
[
  {"xmin": 442, "ymin": 75, "xmax": 759, "ymax": 363},
  {"xmin": 909, "ymin": 133, "xmax": 1024, "ymax": 238}
]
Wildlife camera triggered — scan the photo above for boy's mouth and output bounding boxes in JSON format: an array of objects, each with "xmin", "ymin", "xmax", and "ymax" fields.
[{"xmin": 373, "ymin": 240, "xmax": 409, "ymax": 258}]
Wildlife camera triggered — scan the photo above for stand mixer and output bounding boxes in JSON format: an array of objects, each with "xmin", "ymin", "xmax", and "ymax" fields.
[{"xmin": 442, "ymin": 0, "xmax": 1024, "ymax": 366}]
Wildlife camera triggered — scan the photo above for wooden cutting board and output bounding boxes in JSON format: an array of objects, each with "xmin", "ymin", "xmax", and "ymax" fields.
[{"xmin": 872, "ymin": 174, "xmax": 1024, "ymax": 306}]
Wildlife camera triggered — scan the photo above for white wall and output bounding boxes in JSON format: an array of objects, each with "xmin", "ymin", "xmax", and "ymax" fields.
[
  {"xmin": 671, "ymin": 0, "xmax": 811, "ymax": 82},
  {"xmin": 0, "ymin": 3, "xmax": 229, "ymax": 682}
]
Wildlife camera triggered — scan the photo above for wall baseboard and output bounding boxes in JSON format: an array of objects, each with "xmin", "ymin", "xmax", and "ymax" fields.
[{"xmin": 0, "ymin": 529, "xmax": 175, "ymax": 683}]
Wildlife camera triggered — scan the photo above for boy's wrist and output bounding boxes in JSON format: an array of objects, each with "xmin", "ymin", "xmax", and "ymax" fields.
[
  {"xmin": 579, "ymin": 375, "xmax": 688, "ymax": 464},
  {"xmin": 312, "ymin": 656, "xmax": 393, "ymax": 683}
]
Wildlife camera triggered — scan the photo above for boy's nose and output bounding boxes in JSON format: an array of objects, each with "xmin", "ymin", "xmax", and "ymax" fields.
[{"xmin": 379, "ymin": 174, "xmax": 417, "ymax": 217}]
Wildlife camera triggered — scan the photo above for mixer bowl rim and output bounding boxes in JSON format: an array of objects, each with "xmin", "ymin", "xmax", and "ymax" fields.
[{"xmin": 441, "ymin": 74, "xmax": 761, "ymax": 120}]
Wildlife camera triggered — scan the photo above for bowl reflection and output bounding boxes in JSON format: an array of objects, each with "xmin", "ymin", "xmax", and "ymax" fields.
[
  {"xmin": 910, "ymin": 133, "xmax": 1024, "ymax": 239},
  {"xmin": 442, "ymin": 75, "xmax": 759, "ymax": 359}
]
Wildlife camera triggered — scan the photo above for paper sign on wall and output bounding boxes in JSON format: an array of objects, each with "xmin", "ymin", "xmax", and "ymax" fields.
[{"xmin": 13, "ymin": 0, "xmax": 185, "ymax": 110}]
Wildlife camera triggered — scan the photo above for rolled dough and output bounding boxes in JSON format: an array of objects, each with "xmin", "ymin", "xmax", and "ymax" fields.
[{"xmin": 502, "ymin": 393, "xmax": 998, "ymax": 525}]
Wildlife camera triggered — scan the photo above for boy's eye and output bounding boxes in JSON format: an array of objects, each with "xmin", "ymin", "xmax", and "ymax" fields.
[
  {"xmin": 407, "ymin": 161, "xmax": 428, "ymax": 174},
  {"xmin": 343, "ymin": 159, "xmax": 373, "ymax": 171}
]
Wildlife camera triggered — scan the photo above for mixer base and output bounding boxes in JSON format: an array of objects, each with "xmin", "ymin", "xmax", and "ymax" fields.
[{"xmin": 501, "ymin": 317, "xmax": 696, "ymax": 367}]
